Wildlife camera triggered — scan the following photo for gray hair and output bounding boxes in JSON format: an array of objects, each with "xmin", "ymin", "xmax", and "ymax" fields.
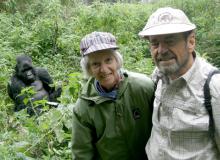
[{"xmin": 80, "ymin": 50, "xmax": 123, "ymax": 78}]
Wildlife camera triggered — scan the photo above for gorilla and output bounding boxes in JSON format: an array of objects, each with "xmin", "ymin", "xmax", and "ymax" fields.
[{"xmin": 8, "ymin": 55, "xmax": 62, "ymax": 115}]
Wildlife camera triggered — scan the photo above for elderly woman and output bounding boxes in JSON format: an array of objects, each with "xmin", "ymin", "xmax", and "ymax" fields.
[{"xmin": 72, "ymin": 31, "xmax": 154, "ymax": 160}]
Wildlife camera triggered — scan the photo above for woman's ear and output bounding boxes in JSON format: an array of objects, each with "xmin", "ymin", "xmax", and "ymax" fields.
[
  {"xmin": 187, "ymin": 32, "xmax": 196, "ymax": 53},
  {"xmin": 88, "ymin": 66, "xmax": 93, "ymax": 77}
]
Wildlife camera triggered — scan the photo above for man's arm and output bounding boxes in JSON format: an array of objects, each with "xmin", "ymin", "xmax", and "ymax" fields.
[{"xmin": 210, "ymin": 73, "xmax": 220, "ymax": 151}]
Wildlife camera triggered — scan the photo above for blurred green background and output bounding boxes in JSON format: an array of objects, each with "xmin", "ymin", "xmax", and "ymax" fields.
[{"xmin": 0, "ymin": 0, "xmax": 219, "ymax": 159}]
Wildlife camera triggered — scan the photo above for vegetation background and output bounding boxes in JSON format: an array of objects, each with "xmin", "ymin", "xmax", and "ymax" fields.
[{"xmin": 0, "ymin": 0, "xmax": 219, "ymax": 159}]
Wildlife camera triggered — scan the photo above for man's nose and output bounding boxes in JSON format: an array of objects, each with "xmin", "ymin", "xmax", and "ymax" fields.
[{"xmin": 158, "ymin": 42, "xmax": 168, "ymax": 54}]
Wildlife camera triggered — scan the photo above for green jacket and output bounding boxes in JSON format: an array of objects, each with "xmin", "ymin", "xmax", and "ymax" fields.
[{"xmin": 72, "ymin": 70, "xmax": 154, "ymax": 160}]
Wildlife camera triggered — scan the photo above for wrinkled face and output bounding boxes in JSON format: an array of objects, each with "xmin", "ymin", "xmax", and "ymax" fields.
[
  {"xmin": 88, "ymin": 50, "xmax": 120, "ymax": 91},
  {"xmin": 148, "ymin": 32, "xmax": 195, "ymax": 79},
  {"xmin": 16, "ymin": 59, "xmax": 36, "ymax": 84}
]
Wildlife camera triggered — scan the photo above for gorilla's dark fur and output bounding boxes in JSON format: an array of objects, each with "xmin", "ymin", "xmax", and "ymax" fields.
[{"xmin": 8, "ymin": 55, "xmax": 62, "ymax": 115}]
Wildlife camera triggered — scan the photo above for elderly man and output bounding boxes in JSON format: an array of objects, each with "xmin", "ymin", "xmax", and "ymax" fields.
[{"xmin": 139, "ymin": 7, "xmax": 220, "ymax": 160}]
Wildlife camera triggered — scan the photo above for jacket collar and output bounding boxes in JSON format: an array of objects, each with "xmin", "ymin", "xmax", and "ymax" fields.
[{"xmin": 80, "ymin": 70, "xmax": 129, "ymax": 104}]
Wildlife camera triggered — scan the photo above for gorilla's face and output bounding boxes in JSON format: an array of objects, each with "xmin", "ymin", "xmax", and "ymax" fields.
[{"xmin": 16, "ymin": 57, "xmax": 36, "ymax": 84}]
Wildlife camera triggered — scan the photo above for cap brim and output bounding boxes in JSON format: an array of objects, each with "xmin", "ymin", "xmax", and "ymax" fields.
[
  {"xmin": 83, "ymin": 43, "xmax": 119, "ymax": 56},
  {"xmin": 138, "ymin": 24, "xmax": 196, "ymax": 37}
]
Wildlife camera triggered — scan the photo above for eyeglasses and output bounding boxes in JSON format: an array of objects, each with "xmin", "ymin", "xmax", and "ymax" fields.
[{"xmin": 149, "ymin": 33, "xmax": 185, "ymax": 48}]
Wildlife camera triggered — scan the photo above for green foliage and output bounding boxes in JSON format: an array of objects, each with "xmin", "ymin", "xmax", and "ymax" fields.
[
  {"xmin": 0, "ymin": 104, "xmax": 73, "ymax": 159},
  {"xmin": 0, "ymin": 0, "xmax": 219, "ymax": 159},
  {"xmin": 60, "ymin": 72, "xmax": 82, "ymax": 105}
]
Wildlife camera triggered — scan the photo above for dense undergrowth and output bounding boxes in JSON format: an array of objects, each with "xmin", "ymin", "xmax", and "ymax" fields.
[{"xmin": 0, "ymin": 0, "xmax": 219, "ymax": 159}]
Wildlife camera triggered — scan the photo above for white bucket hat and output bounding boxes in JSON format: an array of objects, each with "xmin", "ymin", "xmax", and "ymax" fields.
[
  {"xmin": 139, "ymin": 7, "xmax": 196, "ymax": 37},
  {"xmin": 80, "ymin": 31, "xmax": 119, "ymax": 56}
]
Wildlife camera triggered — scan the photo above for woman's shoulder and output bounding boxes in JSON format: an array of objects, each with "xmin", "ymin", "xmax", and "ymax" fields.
[
  {"xmin": 124, "ymin": 70, "xmax": 153, "ymax": 84},
  {"xmin": 122, "ymin": 70, "xmax": 154, "ymax": 93},
  {"xmin": 73, "ymin": 97, "xmax": 91, "ymax": 114}
]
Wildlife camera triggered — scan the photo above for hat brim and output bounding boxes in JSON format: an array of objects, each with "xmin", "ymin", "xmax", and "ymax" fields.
[
  {"xmin": 83, "ymin": 43, "xmax": 119, "ymax": 56},
  {"xmin": 138, "ymin": 23, "xmax": 196, "ymax": 37}
]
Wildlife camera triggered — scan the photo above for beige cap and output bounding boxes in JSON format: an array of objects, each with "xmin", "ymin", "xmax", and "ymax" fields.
[{"xmin": 139, "ymin": 7, "xmax": 196, "ymax": 37}]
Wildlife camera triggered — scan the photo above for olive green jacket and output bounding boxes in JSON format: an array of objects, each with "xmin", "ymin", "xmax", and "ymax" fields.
[{"xmin": 72, "ymin": 70, "xmax": 154, "ymax": 160}]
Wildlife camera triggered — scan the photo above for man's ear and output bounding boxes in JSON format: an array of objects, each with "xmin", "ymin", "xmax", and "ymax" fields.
[{"xmin": 187, "ymin": 32, "xmax": 196, "ymax": 53}]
